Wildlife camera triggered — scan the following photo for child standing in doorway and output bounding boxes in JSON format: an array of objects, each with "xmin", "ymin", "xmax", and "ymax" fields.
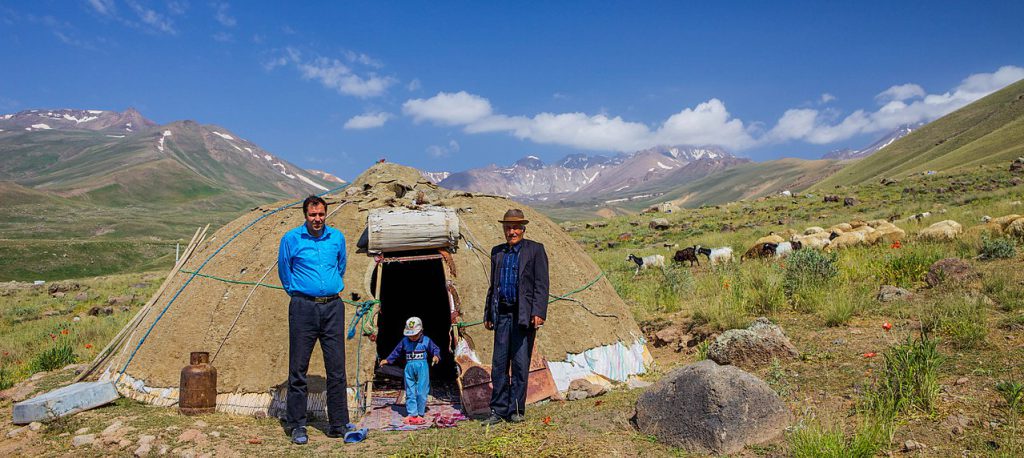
[{"xmin": 379, "ymin": 316, "xmax": 441, "ymax": 425}]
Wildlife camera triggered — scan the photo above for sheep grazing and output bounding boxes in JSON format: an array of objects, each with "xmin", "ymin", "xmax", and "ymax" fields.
[
  {"xmin": 696, "ymin": 246, "xmax": 734, "ymax": 266},
  {"xmin": 917, "ymin": 220, "xmax": 963, "ymax": 241},
  {"xmin": 774, "ymin": 241, "xmax": 803, "ymax": 258},
  {"xmin": 742, "ymin": 242, "xmax": 778, "ymax": 260},
  {"xmin": 627, "ymin": 253, "xmax": 666, "ymax": 276},
  {"xmin": 804, "ymin": 226, "xmax": 825, "ymax": 235},
  {"xmin": 672, "ymin": 247, "xmax": 700, "ymax": 267},
  {"xmin": 755, "ymin": 234, "xmax": 785, "ymax": 245},
  {"xmin": 792, "ymin": 233, "xmax": 831, "ymax": 251},
  {"xmin": 826, "ymin": 231, "xmax": 866, "ymax": 251}
]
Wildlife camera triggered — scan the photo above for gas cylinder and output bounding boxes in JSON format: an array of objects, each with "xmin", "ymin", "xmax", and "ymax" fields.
[{"xmin": 179, "ymin": 351, "xmax": 217, "ymax": 415}]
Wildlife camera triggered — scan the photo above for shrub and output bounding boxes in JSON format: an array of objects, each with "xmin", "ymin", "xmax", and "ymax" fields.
[
  {"xmin": 873, "ymin": 246, "xmax": 943, "ymax": 288},
  {"xmin": 30, "ymin": 334, "xmax": 77, "ymax": 373},
  {"xmin": 696, "ymin": 340, "xmax": 710, "ymax": 361},
  {"xmin": 0, "ymin": 366, "xmax": 13, "ymax": 391},
  {"xmin": 745, "ymin": 266, "xmax": 786, "ymax": 315},
  {"xmin": 865, "ymin": 333, "xmax": 944, "ymax": 417},
  {"xmin": 922, "ymin": 295, "xmax": 988, "ymax": 349},
  {"xmin": 996, "ymin": 379, "xmax": 1024, "ymax": 414},
  {"xmin": 788, "ymin": 416, "xmax": 891, "ymax": 458},
  {"xmin": 655, "ymin": 266, "xmax": 692, "ymax": 313},
  {"xmin": 979, "ymin": 236, "xmax": 1016, "ymax": 260},
  {"xmin": 784, "ymin": 250, "xmax": 839, "ymax": 296}
]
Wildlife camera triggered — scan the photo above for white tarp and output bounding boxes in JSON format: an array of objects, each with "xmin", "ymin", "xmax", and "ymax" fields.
[{"xmin": 547, "ymin": 338, "xmax": 650, "ymax": 391}]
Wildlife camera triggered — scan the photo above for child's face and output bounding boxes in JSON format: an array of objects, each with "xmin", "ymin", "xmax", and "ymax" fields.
[{"xmin": 409, "ymin": 332, "xmax": 422, "ymax": 341}]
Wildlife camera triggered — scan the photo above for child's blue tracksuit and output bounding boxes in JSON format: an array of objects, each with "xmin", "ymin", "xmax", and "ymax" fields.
[{"xmin": 384, "ymin": 336, "xmax": 441, "ymax": 416}]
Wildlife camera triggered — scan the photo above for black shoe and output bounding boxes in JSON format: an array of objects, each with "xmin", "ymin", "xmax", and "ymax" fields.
[
  {"xmin": 479, "ymin": 413, "xmax": 504, "ymax": 426},
  {"xmin": 325, "ymin": 425, "xmax": 350, "ymax": 438},
  {"xmin": 509, "ymin": 413, "xmax": 525, "ymax": 423},
  {"xmin": 291, "ymin": 426, "xmax": 308, "ymax": 445}
]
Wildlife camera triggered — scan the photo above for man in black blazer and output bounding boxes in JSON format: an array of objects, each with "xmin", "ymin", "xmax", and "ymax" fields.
[{"xmin": 481, "ymin": 209, "xmax": 550, "ymax": 425}]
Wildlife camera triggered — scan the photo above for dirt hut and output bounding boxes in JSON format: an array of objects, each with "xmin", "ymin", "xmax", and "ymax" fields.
[{"xmin": 90, "ymin": 163, "xmax": 650, "ymax": 420}]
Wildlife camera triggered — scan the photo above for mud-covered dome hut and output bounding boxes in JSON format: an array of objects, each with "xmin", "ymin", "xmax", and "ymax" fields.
[{"xmin": 89, "ymin": 162, "xmax": 650, "ymax": 419}]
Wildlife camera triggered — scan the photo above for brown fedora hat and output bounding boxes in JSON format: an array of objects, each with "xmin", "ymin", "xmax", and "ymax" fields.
[{"xmin": 498, "ymin": 209, "xmax": 529, "ymax": 224}]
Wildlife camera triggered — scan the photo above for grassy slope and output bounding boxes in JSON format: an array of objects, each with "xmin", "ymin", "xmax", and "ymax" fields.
[{"xmin": 815, "ymin": 78, "xmax": 1024, "ymax": 189}]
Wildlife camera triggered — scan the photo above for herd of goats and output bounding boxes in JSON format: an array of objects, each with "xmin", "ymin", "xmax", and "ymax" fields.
[{"xmin": 623, "ymin": 215, "xmax": 932, "ymax": 276}]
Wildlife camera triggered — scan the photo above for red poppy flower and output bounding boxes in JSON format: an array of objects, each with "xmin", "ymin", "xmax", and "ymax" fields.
[
  {"xmin": 882, "ymin": 322, "xmax": 892, "ymax": 331},
  {"xmin": 61, "ymin": 328, "xmax": 69, "ymax": 335},
  {"xmin": 542, "ymin": 416, "xmax": 552, "ymax": 426},
  {"xmin": 862, "ymin": 352, "xmax": 877, "ymax": 358},
  {"xmin": 85, "ymin": 344, "xmax": 93, "ymax": 349}
]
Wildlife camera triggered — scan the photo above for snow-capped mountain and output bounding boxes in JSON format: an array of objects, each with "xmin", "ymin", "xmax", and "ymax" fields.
[
  {"xmin": 823, "ymin": 123, "xmax": 925, "ymax": 160},
  {"xmin": 421, "ymin": 171, "xmax": 451, "ymax": 184},
  {"xmin": 438, "ymin": 145, "xmax": 740, "ymax": 201},
  {"xmin": 0, "ymin": 108, "xmax": 338, "ymax": 202}
]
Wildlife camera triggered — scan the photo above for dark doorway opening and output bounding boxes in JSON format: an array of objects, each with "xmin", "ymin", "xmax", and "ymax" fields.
[{"xmin": 371, "ymin": 251, "xmax": 457, "ymax": 382}]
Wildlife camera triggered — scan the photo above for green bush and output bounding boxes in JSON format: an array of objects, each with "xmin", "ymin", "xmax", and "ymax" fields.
[
  {"xmin": 784, "ymin": 250, "xmax": 839, "ymax": 296},
  {"xmin": 979, "ymin": 236, "xmax": 1016, "ymax": 260},
  {"xmin": 996, "ymin": 380, "xmax": 1024, "ymax": 414},
  {"xmin": 922, "ymin": 295, "xmax": 988, "ymax": 349},
  {"xmin": 655, "ymin": 266, "xmax": 692, "ymax": 313},
  {"xmin": 872, "ymin": 246, "xmax": 943, "ymax": 288},
  {"xmin": 0, "ymin": 366, "xmax": 13, "ymax": 391},
  {"xmin": 745, "ymin": 266, "xmax": 786, "ymax": 315},
  {"xmin": 865, "ymin": 333, "xmax": 944, "ymax": 417},
  {"xmin": 788, "ymin": 416, "xmax": 891, "ymax": 458},
  {"xmin": 29, "ymin": 335, "xmax": 77, "ymax": 373}
]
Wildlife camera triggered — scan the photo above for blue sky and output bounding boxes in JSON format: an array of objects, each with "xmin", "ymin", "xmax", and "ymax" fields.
[{"xmin": 2, "ymin": 1, "xmax": 1023, "ymax": 179}]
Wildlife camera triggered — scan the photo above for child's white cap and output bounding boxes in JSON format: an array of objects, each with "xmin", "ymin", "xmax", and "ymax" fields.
[{"xmin": 404, "ymin": 317, "xmax": 423, "ymax": 336}]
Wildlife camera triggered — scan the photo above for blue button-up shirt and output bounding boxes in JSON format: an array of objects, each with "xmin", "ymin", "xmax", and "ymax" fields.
[
  {"xmin": 498, "ymin": 242, "xmax": 521, "ymax": 304},
  {"xmin": 278, "ymin": 223, "xmax": 346, "ymax": 297}
]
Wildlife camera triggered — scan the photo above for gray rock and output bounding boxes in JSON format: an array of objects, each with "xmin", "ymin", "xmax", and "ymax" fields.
[
  {"xmin": 28, "ymin": 422, "xmax": 42, "ymax": 431},
  {"xmin": 74, "ymin": 292, "xmax": 89, "ymax": 301},
  {"xmin": 877, "ymin": 285, "xmax": 913, "ymax": 302},
  {"xmin": 626, "ymin": 378, "xmax": 653, "ymax": 390},
  {"xmin": 7, "ymin": 426, "xmax": 26, "ymax": 438},
  {"xmin": 649, "ymin": 218, "xmax": 671, "ymax": 230},
  {"xmin": 707, "ymin": 317, "xmax": 798, "ymax": 369},
  {"xmin": 633, "ymin": 360, "xmax": 789, "ymax": 455},
  {"xmin": 72, "ymin": 434, "xmax": 96, "ymax": 447},
  {"xmin": 568, "ymin": 379, "xmax": 607, "ymax": 398},
  {"xmin": 135, "ymin": 443, "xmax": 152, "ymax": 457},
  {"xmin": 566, "ymin": 390, "xmax": 589, "ymax": 401},
  {"xmin": 903, "ymin": 439, "xmax": 926, "ymax": 451}
]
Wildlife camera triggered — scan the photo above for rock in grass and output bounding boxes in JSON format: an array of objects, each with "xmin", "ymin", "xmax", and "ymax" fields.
[
  {"xmin": 925, "ymin": 258, "xmax": 978, "ymax": 287},
  {"xmin": 877, "ymin": 285, "xmax": 913, "ymax": 302},
  {"xmin": 633, "ymin": 360, "xmax": 789, "ymax": 455},
  {"xmin": 72, "ymin": 434, "xmax": 96, "ymax": 447},
  {"xmin": 707, "ymin": 317, "xmax": 797, "ymax": 369}
]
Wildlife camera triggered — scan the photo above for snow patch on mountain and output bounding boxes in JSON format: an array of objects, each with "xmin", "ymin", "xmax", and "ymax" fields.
[
  {"xmin": 212, "ymin": 131, "xmax": 234, "ymax": 141},
  {"xmin": 30, "ymin": 123, "xmax": 52, "ymax": 130},
  {"xmin": 296, "ymin": 174, "xmax": 329, "ymax": 191},
  {"xmin": 157, "ymin": 130, "xmax": 172, "ymax": 152}
]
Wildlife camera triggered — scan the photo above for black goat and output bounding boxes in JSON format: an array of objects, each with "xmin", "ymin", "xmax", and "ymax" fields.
[{"xmin": 672, "ymin": 247, "xmax": 700, "ymax": 266}]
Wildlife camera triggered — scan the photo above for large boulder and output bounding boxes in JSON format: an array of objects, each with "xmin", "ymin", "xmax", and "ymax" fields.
[
  {"xmin": 633, "ymin": 360, "xmax": 790, "ymax": 455},
  {"xmin": 649, "ymin": 218, "xmax": 671, "ymax": 230},
  {"xmin": 707, "ymin": 317, "xmax": 798, "ymax": 368},
  {"xmin": 926, "ymin": 258, "xmax": 979, "ymax": 287}
]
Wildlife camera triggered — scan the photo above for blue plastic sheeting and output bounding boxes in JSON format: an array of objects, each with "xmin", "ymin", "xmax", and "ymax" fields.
[{"xmin": 547, "ymin": 338, "xmax": 650, "ymax": 391}]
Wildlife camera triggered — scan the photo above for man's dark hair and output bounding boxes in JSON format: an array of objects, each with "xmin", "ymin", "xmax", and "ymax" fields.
[{"xmin": 302, "ymin": 195, "xmax": 328, "ymax": 216}]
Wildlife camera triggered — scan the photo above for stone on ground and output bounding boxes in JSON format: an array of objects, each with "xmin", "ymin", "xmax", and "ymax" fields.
[
  {"xmin": 569, "ymin": 379, "xmax": 607, "ymax": 398},
  {"xmin": 177, "ymin": 428, "xmax": 207, "ymax": 444},
  {"xmin": 633, "ymin": 360, "xmax": 790, "ymax": 455},
  {"xmin": 707, "ymin": 317, "xmax": 798, "ymax": 368},
  {"xmin": 72, "ymin": 434, "xmax": 96, "ymax": 447},
  {"xmin": 28, "ymin": 422, "xmax": 42, "ymax": 431},
  {"xmin": 925, "ymin": 258, "xmax": 979, "ymax": 287},
  {"xmin": 877, "ymin": 285, "xmax": 914, "ymax": 302}
]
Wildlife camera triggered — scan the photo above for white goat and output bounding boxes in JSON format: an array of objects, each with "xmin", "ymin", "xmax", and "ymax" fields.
[
  {"xmin": 627, "ymin": 254, "xmax": 665, "ymax": 276},
  {"xmin": 696, "ymin": 246, "xmax": 734, "ymax": 266}
]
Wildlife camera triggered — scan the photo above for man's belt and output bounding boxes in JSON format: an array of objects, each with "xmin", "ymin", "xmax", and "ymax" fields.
[{"xmin": 295, "ymin": 293, "xmax": 339, "ymax": 304}]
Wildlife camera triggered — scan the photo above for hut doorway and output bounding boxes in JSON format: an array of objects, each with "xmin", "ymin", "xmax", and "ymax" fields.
[{"xmin": 371, "ymin": 251, "xmax": 457, "ymax": 382}]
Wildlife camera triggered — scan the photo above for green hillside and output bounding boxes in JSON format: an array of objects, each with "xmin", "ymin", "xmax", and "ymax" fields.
[{"xmin": 816, "ymin": 78, "xmax": 1024, "ymax": 188}]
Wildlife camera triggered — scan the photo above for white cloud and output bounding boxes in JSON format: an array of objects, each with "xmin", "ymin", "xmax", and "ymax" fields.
[
  {"xmin": 427, "ymin": 140, "xmax": 460, "ymax": 158},
  {"xmin": 400, "ymin": 66, "xmax": 1024, "ymax": 152},
  {"xmin": 819, "ymin": 93, "xmax": 836, "ymax": 104},
  {"xmin": 406, "ymin": 78, "xmax": 422, "ymax": 91},
  {"xmin": 125, "ymin": 0, "xmax": 176, "ymax": 34},
  {"xmin": 343, "ymin": 50, "xmax": 382, "ymax": 68},
  {"xmin": 213, "ymin": 2, "xmax": 236, "ymax": 27},
  {"xmin": 876, "ymin": 83, "xmax": 925, "ymax": 103},
  {"xmin": 403, "ymin": 91, "xmax": 493, "ymax": 125},
  {"xmin": 87, "ymin": 0, "xmax": 116, "ymax": 15},
  {"xmin": 212, "ymin": 31, "xmax": 233, "ymax": 42},
  {"xmin": 267, "ymin": 48, "xmax": 396, "ymax": 98},
  {"xmin": 344, "ymin": 112, "xmax": 392, "ymax": 129},
  {"xmin": 769, "ymin": 65, "xmax": 1024, "ymax": 145}
]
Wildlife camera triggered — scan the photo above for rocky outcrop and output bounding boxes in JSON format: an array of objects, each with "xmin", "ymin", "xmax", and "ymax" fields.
[
  {"xmin": 707, "ymin": 318, "xmax": 798, "ymax": 368},
  {"xmin": 633, "ymin": 360, "xmax": 790, "ymax": 455},
  {"xmin": 926, "ymin": 258, "xmax": 979, "ymax": 287}
]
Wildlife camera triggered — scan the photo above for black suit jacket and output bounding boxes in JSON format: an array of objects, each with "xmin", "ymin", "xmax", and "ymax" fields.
[{"xmin": 484, "ymin": 238, "xmax": 550, "ymax": 328}]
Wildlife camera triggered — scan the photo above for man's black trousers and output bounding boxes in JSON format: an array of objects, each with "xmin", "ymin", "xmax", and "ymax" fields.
[
  {"xmin": 489, "ymin": 308, "xmax": 536, "ymax": 418},
  {"xmin": 287, "ymin": 295, "xmax": 349, "ymax": 429}
]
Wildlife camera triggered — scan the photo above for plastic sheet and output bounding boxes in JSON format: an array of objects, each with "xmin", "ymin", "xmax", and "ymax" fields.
[{"xmin": 547, "ymin": 338, "xmax": 651, "ymax": 391}]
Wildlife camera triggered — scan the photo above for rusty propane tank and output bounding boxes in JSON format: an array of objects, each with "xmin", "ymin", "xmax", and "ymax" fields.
[{"xmin": 179, "ymin": 351, "xmax": 217, "ymax": 415}]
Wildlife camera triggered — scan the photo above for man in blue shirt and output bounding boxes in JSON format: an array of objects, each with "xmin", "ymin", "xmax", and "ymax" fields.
[
  {"xmin": 278, "ymin": 195, "xmax": 348, "ymax": 444},
  {"xmin": 481, "ymin": 209, "xmax": 549, "ymax": 425}
]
